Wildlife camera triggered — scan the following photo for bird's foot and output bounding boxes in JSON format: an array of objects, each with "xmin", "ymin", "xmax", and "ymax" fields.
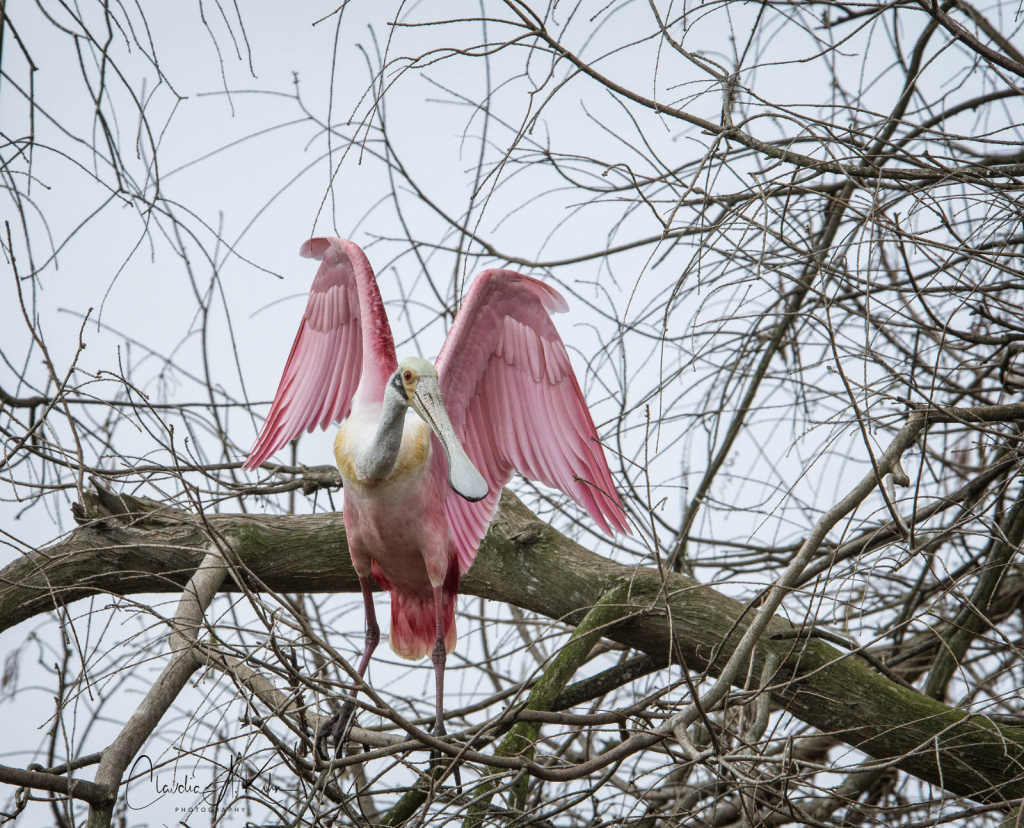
[
  {"xmin": 316, "ymin": 700, "xmax": 357, "ymax": 760},
  {"xmin": 429, "ymin": 718, "xmax": 462, "ymax": 793}
]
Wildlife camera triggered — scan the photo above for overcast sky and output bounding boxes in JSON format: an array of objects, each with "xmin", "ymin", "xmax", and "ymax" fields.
[{"xmin": 3, "ymin": 1, "xmax": 1003, "ymax": 822}]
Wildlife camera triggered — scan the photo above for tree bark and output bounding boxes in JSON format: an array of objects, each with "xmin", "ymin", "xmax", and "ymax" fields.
[{"xmin": 1, "ymin": 484, "xmax": 1022, "ymax": 804}]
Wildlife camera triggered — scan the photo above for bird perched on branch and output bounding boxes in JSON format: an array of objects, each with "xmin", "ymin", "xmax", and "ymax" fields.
[{"xmin": 244, "ymin": 238, "xmax": 629, "ymax": 755}]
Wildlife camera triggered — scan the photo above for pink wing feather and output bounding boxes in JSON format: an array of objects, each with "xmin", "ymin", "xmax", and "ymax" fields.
[
  {"xmin": 244, "ymin": 238, "xmax": 396, "ymax": 470},
  {"xmin": 436, "ymin": 269, "xmax": 630, "ymax": 573}
]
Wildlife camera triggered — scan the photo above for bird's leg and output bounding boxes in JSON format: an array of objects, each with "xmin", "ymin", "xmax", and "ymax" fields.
[
  {"xmin": 431, "ymin": 585, "xmax": 447, "ymax": 738},
  {"xmin": 353, "ymin": 575, "xmax": 382, "ymax": 690},
  {"xmin": 317, "ymin": 576, "xmax": 379, "ymax": 759},
  {"xmin": 429, "ymin": 586, "xmax": 461, "ymax": 790}
]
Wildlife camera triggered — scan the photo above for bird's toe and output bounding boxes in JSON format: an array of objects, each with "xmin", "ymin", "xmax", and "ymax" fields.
[
  {"xmin": 331, "ymin": 701, "xmax": 357, "ymax": 757},
  {"xmin": 316, "ymin": 701, "xmax": 357, "ymax": 760},
  {"xmin": 315, "ymin": 712, "xmax": 339, "ymax": 760}
]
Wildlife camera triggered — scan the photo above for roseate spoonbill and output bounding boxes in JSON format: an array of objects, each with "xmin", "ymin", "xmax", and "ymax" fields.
[{"xmin": 243, "ymin": 237, "xmax": 629, "ymax": 755}]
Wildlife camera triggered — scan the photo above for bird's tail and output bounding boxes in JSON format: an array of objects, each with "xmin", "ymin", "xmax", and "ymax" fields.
[
  {"xmin": 388, "ymin": 592, "xmax": 457, "ymax": 661},
  {"xmin": 376, "ymin": 559, "xmax": 460, "ymax": 661}
]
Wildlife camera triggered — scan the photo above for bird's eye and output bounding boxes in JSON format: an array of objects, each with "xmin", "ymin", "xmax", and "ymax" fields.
[{"xmin": 404, "ymin": 371, "xmax": 413, "ymax": 381}]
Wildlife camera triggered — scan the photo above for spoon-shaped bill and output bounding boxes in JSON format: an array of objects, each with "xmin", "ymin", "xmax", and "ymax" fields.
[{"xmin": 410, "ymin": 378, "xmax": 489, "ymax": 503}]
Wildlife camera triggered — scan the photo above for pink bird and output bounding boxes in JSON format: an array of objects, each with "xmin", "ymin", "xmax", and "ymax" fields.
[{"xmin": 243, "ymin": 237, "xmax": 629, "ymax": 755}]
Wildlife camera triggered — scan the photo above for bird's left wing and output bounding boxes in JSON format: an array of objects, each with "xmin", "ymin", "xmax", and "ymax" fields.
[
  {"xmin": 436, "ymin": 269, "xmax": 629, "ymax": 574},
  {"xmin": 243, "ymin": 240, "xmax": 367, "ymax": 470}
]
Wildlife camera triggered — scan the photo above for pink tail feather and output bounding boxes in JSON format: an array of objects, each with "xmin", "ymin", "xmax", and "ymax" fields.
[
  {"xmin": 388, "ymin": 592, "xmax": 457, "ymax": 661},
  {"xmin": 371, "ymin": 558, "xmax": 460, "ymax": 661}
]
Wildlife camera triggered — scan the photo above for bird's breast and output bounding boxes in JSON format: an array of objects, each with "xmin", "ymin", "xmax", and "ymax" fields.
[{"xmin": 334, "ymin": 408, "xmax": 431, "ymax": 490}]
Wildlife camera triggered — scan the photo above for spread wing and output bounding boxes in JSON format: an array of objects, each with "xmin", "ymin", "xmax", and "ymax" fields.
[
  {"xmin": 435, "ymin": 269, "xmax": 630, "ymax": 573},
  {"xmin": 244, "ymin": 239, "xmax": 373, "ymax": 469}
]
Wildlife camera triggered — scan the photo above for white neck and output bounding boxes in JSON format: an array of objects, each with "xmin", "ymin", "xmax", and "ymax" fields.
[{"xmin": 354, "ymin": 382, "xmax": 408, "ymax": 481}]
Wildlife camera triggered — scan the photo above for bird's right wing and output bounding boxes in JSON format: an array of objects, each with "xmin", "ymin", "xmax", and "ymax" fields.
[
  {"xmin": 436, "ymin": 269, "xmax": 630, "ymax": 574},
  {"xmin": 243, "ymin": 239, "xmax": 369, "ymax": 470}
]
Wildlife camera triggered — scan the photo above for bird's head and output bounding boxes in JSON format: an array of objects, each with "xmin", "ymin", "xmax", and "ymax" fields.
[
  {"xmin": 394, "ymin": 356, "xmax": 437, "ymax": 401},
  {"xmin": 391, "ymin": 357, "xmax": 489, "ymax": 503}
]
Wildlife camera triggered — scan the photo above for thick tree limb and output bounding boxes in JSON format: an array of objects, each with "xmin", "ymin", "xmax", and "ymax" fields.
[
  {"xmin": 0, "ymin": 764, "xmax": 112, "ymax": 808},
  {"xmin": 2, "ymin": 477, "xmax": 1024, "ymax": 804}
]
